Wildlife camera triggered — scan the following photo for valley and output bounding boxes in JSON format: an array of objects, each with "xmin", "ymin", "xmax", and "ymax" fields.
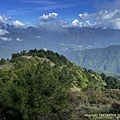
[{"xmin": 67, "ymin": 45, "xmax": 120, "ymax": 78}]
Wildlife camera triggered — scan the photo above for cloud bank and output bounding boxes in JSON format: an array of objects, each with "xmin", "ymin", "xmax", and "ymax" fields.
[
  {"xmin": 1, "ymin": 9, "xmax": 120, "ymax": 30},
  {"xmin": 38, "ymin": 10, "xmax": 120, "ymax": 29},
  {"xmin": 77, "ymin": 9, "xmax": 120, "ymax": 29}
]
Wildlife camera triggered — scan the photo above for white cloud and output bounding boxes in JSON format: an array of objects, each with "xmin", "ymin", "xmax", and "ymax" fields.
[
  {"xmin": 84, "ymin": 21, "xmax": 92, "ymax": 27},
  {"xmin": 79, "ymin": 12, "xmax": 92, "ymax": 19},
  {"xmin": 94, "ymin": 9, "xmax": 120, "ymax": 29},
  {"xmin": 0, "ymin": 37, "xmax": 12, "ymax": 41},
  {"xmin": 39, "ymin": 12, "xmax": 58, "ymax": 22},
  {"xmin": 0, "ymin": 15, "xmax": 11, "ymax": 24},
  {"xmin": 78, "ymin": 9, "xmax": 120, "ymax": 29},
  {"xmin": 110, "ymin": 18, "xmax": 120, "ymax": 29},
  {"xmin": 36, "ymin": 36, "xmax": 42, "ymax": 39},
  {"xmin": 12, "ymin": 20, "xmax": 25, "ymax": 28},
  {"xmin": 16, "ymin": 38, "xmax": 23, "ymax": 41},
  {"xmin": 59, "ymin": 20, "xmax": 68, "ymax": 27},
  {"xmin": 72, "ymin": 19, "xmax": 92, "ymax": 28},
  {"xmin": 0, "ymin": 29, "xmax": 9, "ymax": 36},
  {"xmin": 72, "ymin": 19, "xmax": 79, "ymax": 27}
]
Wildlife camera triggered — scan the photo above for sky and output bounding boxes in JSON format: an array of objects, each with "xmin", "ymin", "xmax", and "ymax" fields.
[{"xmin": 0, "ymin": 0, "xmax": 120, "ymax": 29}]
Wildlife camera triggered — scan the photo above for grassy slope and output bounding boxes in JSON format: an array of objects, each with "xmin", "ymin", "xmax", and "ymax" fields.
[{"xmin": 0, "ymin": 62, "xmax": 13, "ymax": 70}]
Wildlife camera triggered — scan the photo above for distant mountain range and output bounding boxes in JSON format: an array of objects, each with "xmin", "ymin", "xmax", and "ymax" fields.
[
  {"xmin": 67, "ymin": 45, "xmax": 120, "ymax": 76},
  {"xmin": 0, "ymin": 25, "xmax": 120, "ymax": 59}
]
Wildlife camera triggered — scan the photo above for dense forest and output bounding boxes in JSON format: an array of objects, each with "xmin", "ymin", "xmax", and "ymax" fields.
[
  {"xmin": 0, "ymin": 49, "xmax": 120, "ymax": 120},
  {"xmin": 67, "ymin": 45, "xmax": 120, "ymax": 78}
]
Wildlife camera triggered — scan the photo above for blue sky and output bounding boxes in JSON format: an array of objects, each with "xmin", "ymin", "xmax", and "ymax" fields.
[
  {"xmin": 0, "ymin": 0, "xmax": 120, "ymax": 29},
  {"xmin": 0, "ymin": 0, "xmax": 95, "ymax": 24}
]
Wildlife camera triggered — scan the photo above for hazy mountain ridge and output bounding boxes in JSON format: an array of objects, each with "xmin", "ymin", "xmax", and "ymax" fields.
[
  {"xmin": 67, "ymin": 45, "xmax": 120, "ymax": 75},
  {"xmin": 0, "ymin": 25, "xmax": 120, "ymax": 59}
]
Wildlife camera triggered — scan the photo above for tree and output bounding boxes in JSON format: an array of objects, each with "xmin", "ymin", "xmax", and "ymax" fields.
[
  {"xmin": 0, "ymin": 59, "xmax": 71, "ymax": 119},
  {"xmin": 0, "ymin": 58, "xmax": 6, "ymax": 65}
]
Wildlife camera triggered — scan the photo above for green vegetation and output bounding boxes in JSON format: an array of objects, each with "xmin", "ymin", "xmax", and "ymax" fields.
[
  {"xmin": 67, "ymin": 45, "xmax": 120, "ymax": 78},
  {"xmin": 0, "ymin": 49, "xmax": 120, "ymax": 120},
  {"xmin": 0, "ymin": 58, "xmax": 6, "ymax": 65},
  {"xmin": 100, "ymin": 73, "xmax": 120, "ymax": 89}
]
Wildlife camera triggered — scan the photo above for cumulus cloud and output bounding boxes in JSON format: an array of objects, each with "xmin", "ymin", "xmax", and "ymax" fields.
[
  {"xmin": 0, "ymin": 15, "xmax": 11, "ymax": 24},
  {"xmin": 59, "ymin": 20, "xmax": 69, "ymax": 27},
  {"xmin": 0, "ymin": 37, "xmax": 12, "ymax": 41},
  {"xmin": 72, "ymin": 19, "xmax": 79, "ymax": 27},
  {"xmin": 79, "ymin": 12, "xmax": 92, "ymax": 19},
  {"xmin": 84, "ymin": 21, "xmax": 92, "ymax": 27},
  {"xmin": 16, "ymin": 38, "xmax": 23, "ymax": 41},
  {"xmin": 78, "ymin": 9, "xmax": 120, "ymax": 29},
  {"xmin": 39, "ymin": 12, "xmax": 58, "ymax": 22},
  {"xmin": 72, "ymin": 19, "xmax": 92, "ymax": 28},
  {"xmin": 12, "ymin": 20, "xmax": 25, "ymax": 28},
  {"xmin": 0, "ymin": 29, "xmax": 9, "ymax": 36}
]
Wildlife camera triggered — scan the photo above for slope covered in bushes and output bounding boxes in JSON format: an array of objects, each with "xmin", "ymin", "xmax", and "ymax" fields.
[{"xmin": 0, "ymin": 49, "xmax": 120, "ymax": 120}]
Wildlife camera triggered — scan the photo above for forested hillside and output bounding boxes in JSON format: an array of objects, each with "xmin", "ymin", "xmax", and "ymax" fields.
[
  {"xmin": 67, "ymin": 45, "xmax": 120, "ymax": 77},
  {"xmin": 0, "ymin": 49, "xmax": 120, "ymax": 120}
]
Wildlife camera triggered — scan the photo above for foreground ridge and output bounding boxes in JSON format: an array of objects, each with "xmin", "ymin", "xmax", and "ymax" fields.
[{"xmin": 0, "ymin": 49, "xmax": 120, "ymax": 120}]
